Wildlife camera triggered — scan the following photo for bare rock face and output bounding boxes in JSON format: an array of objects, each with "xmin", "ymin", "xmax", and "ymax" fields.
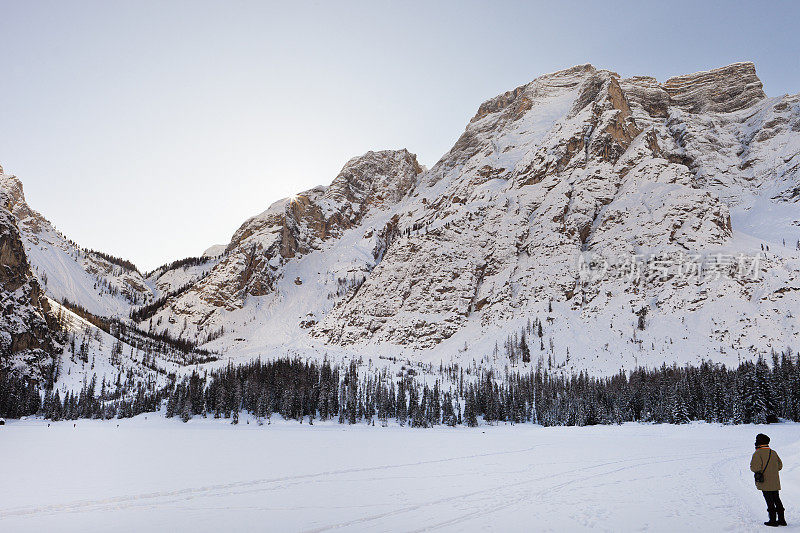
[
  {"xmin": 0, "ymin": 174, "xmax": 45, "ymax": 233},
  {"xmin": 662, "ymin": 62, "xmax": 766, "ymax": 114},
  {"xmin": 0, "ymin": 187, "xmax": 58, "ymax": 380}
]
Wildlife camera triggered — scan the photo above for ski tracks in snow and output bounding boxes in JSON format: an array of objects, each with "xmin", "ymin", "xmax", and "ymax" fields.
[
  {"xmin": 0, "ymin": 445, "xmax": 544, "ymax": 520},
  {"xmin": 305, "ymin": 448, "xmax": 742, "ymax": 533}
]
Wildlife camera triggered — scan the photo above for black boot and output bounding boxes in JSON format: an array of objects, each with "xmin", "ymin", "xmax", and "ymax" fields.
[
  {"xmin": 777, "ymin": 509, "xmax": 787, "ymax": 526},
  {"xmin": 765, "ymin": 510, "xmax": 779, "ymax": 526}
]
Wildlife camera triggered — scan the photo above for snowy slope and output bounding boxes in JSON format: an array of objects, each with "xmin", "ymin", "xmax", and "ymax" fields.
[
  {"xmin": 144, "ymin": 258, "xmax": 218, "ymax": 298},
  {"xmin": 47, "ymin": 298, "xmax": 176, "ymax": 393}
]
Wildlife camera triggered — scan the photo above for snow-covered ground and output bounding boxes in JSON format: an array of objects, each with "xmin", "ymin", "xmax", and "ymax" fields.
[{"xmin": 1, "ymin": 419, "xmax": 798, "ymax": 532}]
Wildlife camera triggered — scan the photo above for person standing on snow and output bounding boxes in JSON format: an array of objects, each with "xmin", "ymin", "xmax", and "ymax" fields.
[{"xmin": 751, "ymin": 433, "xmax": 787, "ymax": 527}]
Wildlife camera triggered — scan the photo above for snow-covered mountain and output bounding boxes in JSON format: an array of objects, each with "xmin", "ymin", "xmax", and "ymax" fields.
[
  {"xmin": 315, "ymin": 62, "xmax": 800, "ymax": 372},
  {"xmin": 2, "ymin": 62, "xmax": 799, "ymax": 378}
]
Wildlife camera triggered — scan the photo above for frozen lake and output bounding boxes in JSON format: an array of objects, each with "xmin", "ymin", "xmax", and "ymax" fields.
[{"xmin": 1, "ymin": 417, "xmax": 799, "ymax": 532}]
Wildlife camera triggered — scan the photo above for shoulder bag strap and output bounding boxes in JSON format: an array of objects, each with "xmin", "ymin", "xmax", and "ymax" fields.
[{"xmin": 762, "ymin": 449, "xmax": 772, "ymax": 474}]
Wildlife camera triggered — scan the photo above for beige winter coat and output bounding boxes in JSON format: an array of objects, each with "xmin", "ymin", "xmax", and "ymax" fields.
[{"xmin": 750, "ymin": 447, "xmax": 782, "ymax": 491}]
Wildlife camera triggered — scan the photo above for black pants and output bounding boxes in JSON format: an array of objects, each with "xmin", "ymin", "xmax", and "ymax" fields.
[{"xmin": 763, "ymin": 490, "xmax": 785, "ymax": 513}]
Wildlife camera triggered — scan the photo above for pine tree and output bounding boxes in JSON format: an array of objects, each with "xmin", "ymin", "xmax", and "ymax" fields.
[
  {"xmin": 181, "ymin": 397, "xmax": 192, "ymax": 422},
  {"xmin": 396, "ymin": 382, "xmax": 407, "ymax": 426},
  {"xmin": 670, "ymin": 386, "xmax": 689, "ymax": 424},
  {"xmin": 165, "ymin": 388, "xmax": 177, "ymax": 418},
  {"xmin": 520, "ymin": 332, "xmax": 531, "ymax": 363},
  {"xmin": 464, "ymin": 388, "xmax": 478, "ymax": 427}
]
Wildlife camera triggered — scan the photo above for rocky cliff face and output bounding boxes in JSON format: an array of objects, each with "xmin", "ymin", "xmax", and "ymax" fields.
[{"xmin": 0, "ymin": 178, "xmax": 59, "ymax": 380}]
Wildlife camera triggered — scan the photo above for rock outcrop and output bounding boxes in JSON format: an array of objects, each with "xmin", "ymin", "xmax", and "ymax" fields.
[
  {"xmin": 0, "ymin": 185, "xmax": 58, "ymax": 380},
  {"xmin": 662, "ymin": 62, "xmax": 766, "ymax": 114}
]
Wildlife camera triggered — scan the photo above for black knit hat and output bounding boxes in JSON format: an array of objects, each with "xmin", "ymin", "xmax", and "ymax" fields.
[{"xmin": 755, "ymin": 433, "xmax": 770, "ymax": 446}]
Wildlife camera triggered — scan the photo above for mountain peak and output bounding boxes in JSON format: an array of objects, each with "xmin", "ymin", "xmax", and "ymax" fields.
[
  {"xmin": 473, "ymin": 64, "xmax": 607, "ymax": 123},
  {"xmin": 330, "ymin": 149, "xmax": 423, "ymax": 206},
  {"xmin": 0, "ymin": 173, "xmax": 40, "ymax": 225}
]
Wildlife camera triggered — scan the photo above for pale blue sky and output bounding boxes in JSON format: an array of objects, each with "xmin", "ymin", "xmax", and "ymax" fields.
[{"xmin": 1, "ymin": 0, "xmax": 799, "ymax": 271}]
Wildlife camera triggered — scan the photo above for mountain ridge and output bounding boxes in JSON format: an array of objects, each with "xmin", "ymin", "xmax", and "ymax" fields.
[{"xmin": 2, "ymin": 61, "xmax": 798, "ymax": 381}]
